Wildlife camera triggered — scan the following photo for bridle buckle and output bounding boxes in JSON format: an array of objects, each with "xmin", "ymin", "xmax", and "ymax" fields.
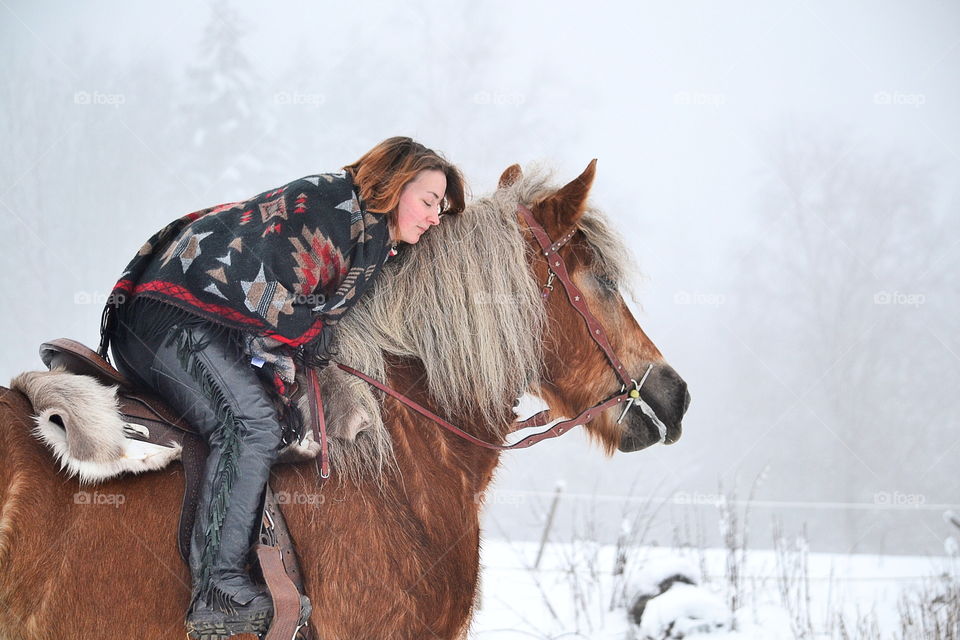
[{"xmin": 544, "ymin": 270, "xmax": 556, "ymax": 292}]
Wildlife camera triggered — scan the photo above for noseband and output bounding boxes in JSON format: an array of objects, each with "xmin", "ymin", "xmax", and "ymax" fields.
[{"xmin": 336, "ymin": 203, "xmax": 654, "ymax": 451}]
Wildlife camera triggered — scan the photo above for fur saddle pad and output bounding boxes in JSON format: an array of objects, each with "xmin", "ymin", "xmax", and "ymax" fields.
[{"xmin": 9, "ymin": 364, "xmax": 381, "ymax": 485}]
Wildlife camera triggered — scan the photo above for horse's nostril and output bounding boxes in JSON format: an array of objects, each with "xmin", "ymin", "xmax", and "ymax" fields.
[
  {"xmin": 682, "ymin": 388, "xmax": 691, "ymax": 414},
  {"xmin": 49, "ymin": 414, "xmax": 66, "ymax": 430}
]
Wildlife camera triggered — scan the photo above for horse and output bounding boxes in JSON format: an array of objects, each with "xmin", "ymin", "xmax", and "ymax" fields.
[{"xmin": 0, "ymin": 160, "xmax": 689, "ymax": 639}]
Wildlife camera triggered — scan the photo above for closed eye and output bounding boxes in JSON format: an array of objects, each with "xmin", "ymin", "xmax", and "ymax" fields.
[{"xmin": 595, "ymin": 273, "xmax": 618, "ymax": 291}]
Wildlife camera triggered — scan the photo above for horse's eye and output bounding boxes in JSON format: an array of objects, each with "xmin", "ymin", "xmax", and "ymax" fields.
[{"xmin": 595, "ymin": 273, "xmax": 618, "ymax": 291}]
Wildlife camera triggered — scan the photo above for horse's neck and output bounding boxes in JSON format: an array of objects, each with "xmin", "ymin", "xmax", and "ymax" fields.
[
  {"xmin": 383, "ymin": 357, "xmax": 505, "ymax": 503},
  {"xmin": 271, "ymin": 365, "xmax": 501, "ymax": 637}
]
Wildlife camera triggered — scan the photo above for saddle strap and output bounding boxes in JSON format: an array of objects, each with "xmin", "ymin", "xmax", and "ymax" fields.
[
  {"xmin": 262, "ymin": 487, "xmax": 308, "ymax": 595},
  {"xmin": 262, "ymin": 486, "xmax": 315, "ymax": 640},
  {"xmin": 307, "ymin": 367, "xmax": 330, "ymax": 480},
  {"xmin": 257, "ymin": 543, "xmax": 307, "ymax": 640}
]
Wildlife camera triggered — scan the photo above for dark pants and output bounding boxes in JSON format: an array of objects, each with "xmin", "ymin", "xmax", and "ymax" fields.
[{"xmin": 111, "ymin": 313, "xmax": 284, "ymax": 608}]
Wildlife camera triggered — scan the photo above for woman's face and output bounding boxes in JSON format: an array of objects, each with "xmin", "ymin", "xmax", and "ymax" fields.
[{"xmin": 394, "ymin": 169, "xmax": 448, "ymax": 244}]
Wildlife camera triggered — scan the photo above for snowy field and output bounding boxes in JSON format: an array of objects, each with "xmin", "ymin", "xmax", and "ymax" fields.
[{"xmin": 471, "ymin": 538, "xmax": 959, "ymax": 639}]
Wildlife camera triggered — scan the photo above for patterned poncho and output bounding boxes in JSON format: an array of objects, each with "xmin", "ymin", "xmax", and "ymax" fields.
[{"xmin": 100, "ymin": 171, "xmax": 394, "ymax": 369}]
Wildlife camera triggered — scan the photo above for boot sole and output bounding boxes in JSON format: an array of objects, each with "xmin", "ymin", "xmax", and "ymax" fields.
[
  {"xmin": 186, "ymin": 595, "xmax": 311, "ymax": 640},
  {"xmin": 186, "ymin": 609, "xmax": 271, "ymax": 640}
]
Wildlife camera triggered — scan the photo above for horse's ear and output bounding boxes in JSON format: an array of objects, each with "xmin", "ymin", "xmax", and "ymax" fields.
[
  {"xmin": 498, "ymin": 164, "xmax": 522, "ymax": 189},
  {"xmin": 541, "ymin": 159, "xmax": 597, "ymax": 232}
]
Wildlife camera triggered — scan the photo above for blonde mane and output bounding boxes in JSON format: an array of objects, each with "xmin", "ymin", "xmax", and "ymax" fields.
[{"xmin": 328, "ymin": 166, "xmax": 635, "ymax": 482}]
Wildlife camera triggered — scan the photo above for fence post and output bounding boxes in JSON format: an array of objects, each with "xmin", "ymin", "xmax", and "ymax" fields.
[{"xmin": 534, "ymin": 480, "xmax": 565, "ymax": 569}]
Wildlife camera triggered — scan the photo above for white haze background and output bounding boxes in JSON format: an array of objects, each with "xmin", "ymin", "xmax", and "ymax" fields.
[{"xmin": 1, "ymin": 0, "xmax": 958, "ymax": 562}]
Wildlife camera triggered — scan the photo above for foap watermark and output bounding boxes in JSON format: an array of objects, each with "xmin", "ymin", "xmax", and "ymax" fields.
[
  {"xmin": 673, "ymin": 491, "xmax": 726, "ymax": 507},
  {"xmin": 873, "ymin": 91, "xmax": 926, "ymax": 108},
  {"xmin": 274, "ymin": 91, "xmax": 326, "ymax": 108},
  {"xmin": 73, "ymin": 90, "xmax": 126, "ymax": 108},
  {"xmin": 473, "ymin": 489, "xmax": 526, "ymax": 506},
  {"xmin": 73, "ymin": 290, "xmax": 127, "ymax": 306},
  {"xmin": 472, "ymin": 90, "xmax": 526, "ymax": 107},
  {"xmin": 673, "ymin": 290, "xmax": 726, "ymax": 306},
  {"xmin": 873, "ymin": 290, "xmax": 925, "ymax": 308},
  {"xmin": 275, "ymin": 490, "xmax": 325, "ymax": 506},
  {"xmin": 74, "ymin": 491, "xmax": 126, "ymax": 508},
  {"xmin": 673, "ymin": 91, "xmax": 726, "ymax": 107},
  {"xmin": 293, "ymin": 292, "xmax": 327, "ymax": 307},
  {"xmin": 873, "ymin": 491, "xmax": 926, "ymax": 509}
]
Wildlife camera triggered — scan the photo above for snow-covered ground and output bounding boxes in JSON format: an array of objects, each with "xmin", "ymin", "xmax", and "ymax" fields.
[{"xmin": 471, "ymin": 538, "xmax": 959, "ymax": 639}]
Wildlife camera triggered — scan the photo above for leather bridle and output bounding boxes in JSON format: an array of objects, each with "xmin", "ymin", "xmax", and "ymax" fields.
[{"xmin": 331, "ymin": 202, "xmax": 653, "ymax": 460}]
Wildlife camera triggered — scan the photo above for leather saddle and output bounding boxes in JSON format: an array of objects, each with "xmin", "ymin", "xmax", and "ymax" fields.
[{"xmin": 37, "ymin": 338, "xmax": 313, "ymax": 639}]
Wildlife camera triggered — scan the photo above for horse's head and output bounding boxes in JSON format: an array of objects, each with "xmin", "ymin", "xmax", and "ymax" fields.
[{"xmin": 501, "ymin": 161, "xmax": 690, "ymax": 454}]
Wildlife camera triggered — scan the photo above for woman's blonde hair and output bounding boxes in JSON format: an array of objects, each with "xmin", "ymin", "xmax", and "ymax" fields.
[{"xmin": 343, "ymin": 137, "xmax": 466, "ymax": 219}]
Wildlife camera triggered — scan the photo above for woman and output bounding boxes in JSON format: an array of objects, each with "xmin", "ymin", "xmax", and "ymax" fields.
[{"xmin": 98, "ymin": 137, "xmax": 466, "ymax": 638}]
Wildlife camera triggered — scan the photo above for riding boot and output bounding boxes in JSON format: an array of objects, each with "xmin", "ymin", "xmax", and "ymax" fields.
[{"xmin": 110, "ymin": 307, "xmax": 311, "ymax": 638}]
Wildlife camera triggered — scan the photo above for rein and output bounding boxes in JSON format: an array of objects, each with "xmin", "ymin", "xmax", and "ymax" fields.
[{"xmin": 334, "ymin": 203, "xmax": 650, "ymax": 452}]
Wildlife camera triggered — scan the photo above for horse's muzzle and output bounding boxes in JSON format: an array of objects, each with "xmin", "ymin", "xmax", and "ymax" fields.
[{"xmin": 617, "ymin": 364, "xmax": 690, "ymax": 452}]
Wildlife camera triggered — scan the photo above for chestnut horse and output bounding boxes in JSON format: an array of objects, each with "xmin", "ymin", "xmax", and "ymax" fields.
[{"xmin": 0, "ymin": 161, "xmax": 689, "ymax": 639}]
